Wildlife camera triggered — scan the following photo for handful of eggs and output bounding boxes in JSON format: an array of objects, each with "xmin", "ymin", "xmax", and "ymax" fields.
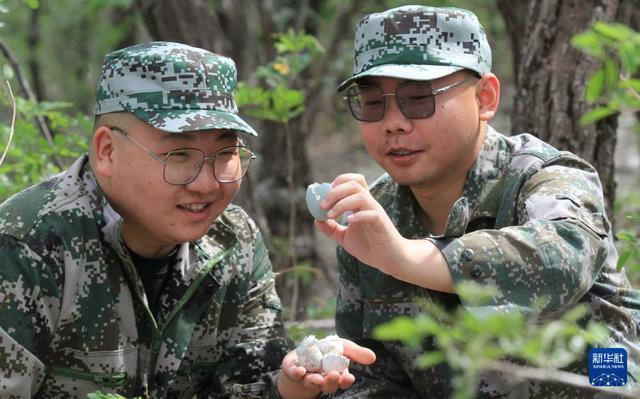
[{"xmin": 295, "ymin": 334, "xmax": 350, "ymax": 374}]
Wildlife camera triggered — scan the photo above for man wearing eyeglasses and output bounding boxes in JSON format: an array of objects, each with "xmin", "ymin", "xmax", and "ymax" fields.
[
  {"xmin": 0, "ymin": 41, "xmax": 374, "ymax": 398},
  {"xmin": 314, "ymin": 5, "xmax": 639, "ymax": 398}
]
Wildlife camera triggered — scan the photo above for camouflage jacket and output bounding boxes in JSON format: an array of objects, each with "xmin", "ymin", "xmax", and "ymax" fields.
[
  {"xmin": 335, "ymin": 127, "xmax": 640, "ymax": 398},
  {"xmin": 0, "ymin": 155, "xmax": 290, "ymax": 398}
]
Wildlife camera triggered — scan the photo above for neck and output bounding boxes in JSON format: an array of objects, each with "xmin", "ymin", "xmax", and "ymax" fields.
[
  {"xmin": 121, "ymin": 225, "xmax": 178, "ymax": 259},
  {"xmin": 412, "ymin": 124, "xmax": 486, "ymax": 235},
  {"xmin": 411, "ymin": 178, "xmax": 465, "ymax": 235}
]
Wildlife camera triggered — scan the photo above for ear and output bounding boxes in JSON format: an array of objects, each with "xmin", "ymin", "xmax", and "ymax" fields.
[
  {"xmin": 476, "ymin": 73, "xmax": 500, "ymax": 121},
  {"xmin": 93, "ymin": 127, "xmax": 116, "ymax": 177}
]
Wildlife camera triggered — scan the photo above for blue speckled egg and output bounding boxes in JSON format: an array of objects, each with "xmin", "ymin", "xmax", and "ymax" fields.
[{"xmin": 306, "ymin": 182, "xmax": 332, "ymax": 221}]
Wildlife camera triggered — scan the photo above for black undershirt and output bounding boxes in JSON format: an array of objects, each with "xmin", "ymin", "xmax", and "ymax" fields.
[{"xmin": 126, "ymin": 245, "xmax": 177, "ymax": 318}]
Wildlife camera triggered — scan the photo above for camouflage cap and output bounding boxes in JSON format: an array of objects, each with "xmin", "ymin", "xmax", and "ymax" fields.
[
  {"xmin": 95, "ymin": 41, "xmax": 257, "ymax": 135},
  {"xmin": 337, "ymin": 5, "xmax": 492, "ymax": 91}
]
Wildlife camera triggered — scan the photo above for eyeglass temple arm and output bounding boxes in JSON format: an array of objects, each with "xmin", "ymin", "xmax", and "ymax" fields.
[
  {"xmin": 109, "ymin": 126, "xmax": 167, "ymax": 164},
  {"xmin": 431, "ymin": 77, "xmax": 476, "ymax": 96}
]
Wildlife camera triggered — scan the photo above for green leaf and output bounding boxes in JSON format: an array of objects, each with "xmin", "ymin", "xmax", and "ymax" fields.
[
  {"xmin": 561, "ymin": 304, "xmax": 587, "ymax": 322},
  {"xmin": 603, "ymin": 58, "xmax": 619, "ymax": 91},
  {"xmin": 579, "ymin": 106, "xmax": 618, "ymax": 125},
  {"xmin": 616, "ymin": 231, "xmax": 636, "ymax": 242},
  {"xmin": 373, "ymin": 316, "xmax": 423, "ymax": 346},
  {"xmin": 413, "ymin": 314, "xmax": 443, "ymax": 335},
  {"xmin": 455, "ymin": 281, "xmax": 498, "ymax": 306},
  {"xmin": 585, "ymin": 68, "xmax": 605, "ymax": 103},
  {"xmin": 616, "ymin": 251, "xmax": 633, "ymax": 271},
  {"xmin": 571, "ymin": 31, "xmax": 604, "ymax": 57},
  {"xmin": 620, "ymin": 78, "xmax": 640, "ymax": 92},
  {"xmin": 618, "ymin": 42, "xmax": 640, "ymax": 73},
  {"xmin": 416, "ymin": 351, "xmax": 446, "ymax": 368},
  {"xmin": 592, "ymin": 22, "xmax": 633, "ymax": 42},
  {"xmin": 23, "ymin": 0, "xmax": 39, "ymax": 9},
  {"xmin": 2, "ymin": 64, "xmax": 14, "ymax": 80}
]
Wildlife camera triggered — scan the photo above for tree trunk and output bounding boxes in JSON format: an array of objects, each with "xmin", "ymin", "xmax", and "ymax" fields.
[
  {"xmin": 498, "ymin": 0, "xmax": 625, "ymax": 218},
  {"xmin": 28, "ymin": 6, "xmax": 43, "ymax": 101},
  {"xmin": 494, "ymin": 0, "xmax": 529, "ymax": 84},
  {"xmin": 134, "ymin": 0, "xmax": 365, "ymax": 319}
]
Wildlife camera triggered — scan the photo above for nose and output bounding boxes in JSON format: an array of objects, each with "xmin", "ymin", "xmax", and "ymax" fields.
[
  {"xmin": 184, "ymin": 161, "xmax": 220, "ymax": 193},
  {"xmin": 383, "ymin": 95, "xmax": 412, "ymax": 134}
]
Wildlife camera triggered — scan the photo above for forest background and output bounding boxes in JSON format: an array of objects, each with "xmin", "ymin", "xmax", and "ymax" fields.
[{"xmin": 1, "ymin": 1, "xmax": 639, "ymax": 397}]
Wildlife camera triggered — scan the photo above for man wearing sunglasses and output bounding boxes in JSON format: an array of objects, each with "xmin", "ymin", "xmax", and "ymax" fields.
[
  {"xmin": 0, "ymin": 42, "xmax": 374, "ymax": 398},
  {"xmin": 315, "ymin": 5, "xmax": 639, "ymax": 398}
]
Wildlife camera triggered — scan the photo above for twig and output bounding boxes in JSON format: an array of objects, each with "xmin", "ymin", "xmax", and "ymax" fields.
[
  {"xmin": 275, "ymin": 265, "xmax": 327, "ymax": 281},
  {"xmin": 285, "ymin": 318, "xmax": 335, "ymax": 332},
  {"xmin": 284, "ymin": 122, "xmax": 300, "ymax": 322},
  {"xmin": 484, "ymin": 360, "xmax": 638, "ymax": 398},
  {"xmin": 0, "ymin": 81, "xmax": 16, "ymax": 168},
  {"xmin": 0, "ymin": 38, "xmax": 63, "ymax": 170}
]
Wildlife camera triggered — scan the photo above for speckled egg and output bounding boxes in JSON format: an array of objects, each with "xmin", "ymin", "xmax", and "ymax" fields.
[
  {"xmin": 296, "ymin": 334, "xmax": 349, "ymax": 374},
  {"xmin": 305, "ymin": 182, "xmax": 332, "ymax": 221}
]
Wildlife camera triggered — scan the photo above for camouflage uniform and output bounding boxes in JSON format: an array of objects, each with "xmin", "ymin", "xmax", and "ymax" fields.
[
  {"xmin": 335, "ymin": 127, "xmax": 640, "ymax": 398},
  {"xmin": 0, "ymin": 42, "xmax": 291, "ymax": 398},
  {"xmin": 334, "ymin": 6, "xmax": 640, "ymax": 397}
]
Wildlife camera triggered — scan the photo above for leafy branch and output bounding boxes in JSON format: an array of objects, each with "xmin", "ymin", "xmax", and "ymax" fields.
[
  {"xmin": 572, "ymin": 22, "xmax": 640, "ymax": 278},
  {"xmin": 0, "ymin": 38, "xmax": 62, "ymax": 169},
  {"xmin": 0, "ymin": 80, "xmax": 15, "ymax": 168},
  {"xmin": 373, "ymin": 282, "xmax": 616, "ymax": 399},
  {"xmin": 571, "ymin": 22, "xmax": 640, "ymax": 128},
  {"xmin": 236, "ymin": 30, "xmax": 324, "ymax": 320}
]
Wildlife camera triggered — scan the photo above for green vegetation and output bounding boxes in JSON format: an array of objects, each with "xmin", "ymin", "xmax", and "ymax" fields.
[
  {"xmin": 572, "ymin": 22, "xmax": 640, "ymax": 283},
  {"xmin": 0, "ymin": 3, "xmax": 638, "ymax": 398},
  {"xmin": 374, "ymin": 282, "xmax": 609, "ymax": 399}
]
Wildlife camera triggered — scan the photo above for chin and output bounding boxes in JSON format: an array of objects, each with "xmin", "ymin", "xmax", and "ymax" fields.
[
  {"xmin": 388, "ymin": 173, "xmax": 425, "ymax": 187},
  {"xmin": 173, "ymin": 227, "xmax": 212, "ymax": 245}
]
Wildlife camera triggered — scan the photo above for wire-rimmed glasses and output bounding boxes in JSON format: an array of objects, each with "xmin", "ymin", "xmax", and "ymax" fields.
[{"xmin": 110, "ymin": 127, "xmax": 255, "ymax": 185}]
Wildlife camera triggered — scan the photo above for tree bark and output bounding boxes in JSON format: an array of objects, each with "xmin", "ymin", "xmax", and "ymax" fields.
[
  {"xmin": 136, "ymin": 0, "xmax": 223, "ymax": 53},
  {"xmin": 28, "ymin": 6, "xmax": 43, "ymax": 101},
  {"xmin": 494, "ymin": 0, "xmax": 529, "ymax": 84},
  {"xmin": 498, "ymin": 0, "xmax": 624, "ymax": 218},
  {"xmin": 135, "ymin": 0, "xmax": 366, "ymax": 319}
]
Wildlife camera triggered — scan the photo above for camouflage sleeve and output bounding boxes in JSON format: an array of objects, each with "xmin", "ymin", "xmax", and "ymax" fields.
[
  {"xmin": 212, "ymin": 228, "xmax": 292, "ymax": 399},
  {"xmin": 335, "ymin": 246, "xmax": 363, "ymax": 340},
  {"xmin": 439, "ymin": 161, "xmax": 611, "ymax": 315},
  {"xmin": 333, "ymin": 247, "xmax": 420, "ymax": 398},
  {"xmin": 0, "ymin": 235, "xmax": 62, "ymax": 396}
]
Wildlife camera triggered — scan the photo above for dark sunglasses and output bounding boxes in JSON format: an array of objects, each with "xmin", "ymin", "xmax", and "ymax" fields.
[{"xmin": 343, "ymin": 78, "xmax": 475, "ymax": 122}]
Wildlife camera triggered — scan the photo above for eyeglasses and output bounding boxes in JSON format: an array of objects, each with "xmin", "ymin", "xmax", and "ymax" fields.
[
  {"xmin": 110, "ymin": 127, "xmax": 256, "ymax": 185},
  {"xmin": 343, "ymin": 78, "xmax": 475, "ymax": 122}
]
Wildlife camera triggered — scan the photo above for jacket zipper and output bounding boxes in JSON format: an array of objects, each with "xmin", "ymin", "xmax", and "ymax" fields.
[
  {"xmin": 149, "ymin": 246, "xmax": 234, "ymax": 369},
  {"xmin": 50, "ymin": 366, "xmax": 127, "ymax": 388}
]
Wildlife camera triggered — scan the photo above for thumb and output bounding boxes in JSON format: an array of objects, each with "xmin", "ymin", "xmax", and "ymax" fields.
[
  {"xmin": 342, "ymin": 340, "xmax": 376, "ymax": 365},
  {"xmin": 314, "ymin": 219, "xmax": 346, "ymax": 243}
]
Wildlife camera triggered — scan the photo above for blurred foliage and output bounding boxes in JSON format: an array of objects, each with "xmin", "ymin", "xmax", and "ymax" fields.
[
  {"xmin": 0, "ymin": 0, "xmax": 126, "ymax": 202},
  {"xmin": 0, "ymin": 83, "xmax": 91, "ymax": 201},
  {"xmin": 236, "ymin": 30, "xmax": 324, "ymax": 123},
  {"xmin": 286, "ymin": 299, "xmax": 336, "ymax": 342},
  {"xmin": 572, "ymin": 22, "xmax": 640, "ymax": 283},
  {"xmin": 373, "ymin": 282, "xmax": 609, "ymax": 399},
  {"xmin": 571, "ymin": 22, "xmax": 640, "ymax": 127},
  {"xmin": 1, "ymin": 0, "xmax": 139, "ymax": 114}
]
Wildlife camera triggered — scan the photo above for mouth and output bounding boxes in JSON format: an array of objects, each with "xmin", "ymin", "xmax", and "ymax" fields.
[
  {"xmin": 177, "ymin": 202, "xmax": 211, "ymax": 213},
  {"xmin": 387, "ymin": 148, "xmax": 421, "ymax": 156}
]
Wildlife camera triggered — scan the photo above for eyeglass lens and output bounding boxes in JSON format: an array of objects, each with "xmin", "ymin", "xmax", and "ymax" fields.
[
  {"xmin": 164, "ymin": 146, "xmax": 253, "ymax": 184},
  {"xmin": 346, "ymin": 81, "xmax": 437, "ymax": 122}
]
